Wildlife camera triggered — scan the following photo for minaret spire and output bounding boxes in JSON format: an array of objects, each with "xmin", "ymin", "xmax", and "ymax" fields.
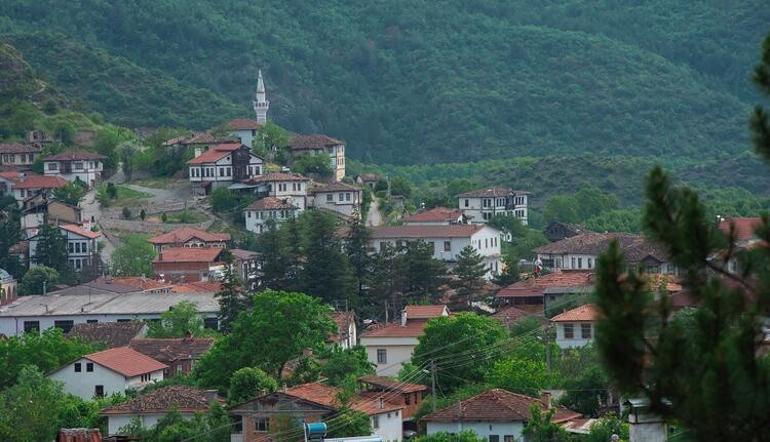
[{"xmin": 253, "ymin": 69, "xmax": 269, "ymax": 124}]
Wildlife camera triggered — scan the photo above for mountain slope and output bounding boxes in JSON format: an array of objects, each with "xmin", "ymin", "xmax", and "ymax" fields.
[{"xmin": 1, "ymin": 1, "xmax": 767, "ymax": 164}]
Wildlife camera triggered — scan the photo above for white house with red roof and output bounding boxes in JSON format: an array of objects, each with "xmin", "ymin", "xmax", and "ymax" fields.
[
  {"xmin": 240, "ymin": 172, "xmax": 310, "ymax": 210},
  {"xmin": 402, "ymin": 207, "xmax": 466, "ymax": 226},
  {"xmin": 146, "ymin": 227, "xmax": 230, "ymax": 253},
  {"xmin": 152, "ymin": 247, "xmax": 227, "ymax": 282},
  {"xmin": 244, "ymin": 196, "xmax": 300, "ymax": 234},
  {"xmin": 289, "ymin": 134, "xmax": 346, "ymax": 181},
  {"xmin": 359, "ymin": 305, "xmax": 449, "ymax": 376},
  {"xmin": 551, "ymin": 304, "xmax": 600, "ymax": 349},
  {"xmin": 43, "ymin": 150, "xmax": 106, "ymax": 187},
  {"xmin": 369, "ymin": 224, "xmax": 502, "ymax": 279},
  {"xmin": 49, "ymin": 346, "xmax": 166, "ymax": 400},
  {"xmin": 187, "ymin": 142, "xmax": 263, "ymax": 194},
  {"xmin": 0, "ymin": 171, "xmax": 69, "ymax": 205},
  {"xmin": 28, "ymin": 223, "xmax": 102, "ymax": 272},
  {"xmin": 458, "ymin": 187, "xmax": 530, "ymax": 225}
]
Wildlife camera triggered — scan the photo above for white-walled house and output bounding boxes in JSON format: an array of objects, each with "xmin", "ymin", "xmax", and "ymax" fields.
[
  {"xmin": 43, "ymin": 150, "xmax": 106, "ymax": 187},
  {"xmin": 289, "ymin": 134, "xmax": 346, "ymax": 182},
  {"xmin": 310, "ymin": 181, "xmax": 362, "ymax": 218},
  {"xmin": 187, "ymin": 142, "xmax": 263, "ymax": 194},
  {"xmin": 0, "ymin": 172, "xmax": 69, "ymax": 205},
  {"xmin": 423, "ymin": 389, "xmax": 581, "ymax": 441},
  {"xmin": 458, "ymin": 187, "xmax": 530, "ymax": 225},
  {"xmin": 244, "ymin": 196, "xmax": 299, "ymax": 234},
  {"xmin": 28, "ymin": 223, "xmax": 101, "ymax": 272},
  {"xmin": 226, "ymin": 119, "xmax": 262, "ymax": 149},
  {"xmin": 240, "ymin": 172, "xmax": 309, "ymax": 210},
  {"xmin": 369, "ymin": 224, "xmax": 502, "ymax": 279},
  {"xmin": 49, "ymin": 347, "xmax": 166, "ymax": 400},
  {"xmin": 0, "ymin": 143, "xmax": 42, "ymax": 171},
  {"xmin": 551, "ymin": 304, "xmax": 598, "ymax": 349},
  {"xmin": 101, "ymin": 386, "xmax": 220, "ymax": 436}
]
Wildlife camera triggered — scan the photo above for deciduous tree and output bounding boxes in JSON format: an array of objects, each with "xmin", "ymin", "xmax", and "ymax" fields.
[
  {"xmin": 227, "ymin": 367, "xmax": 278, "ymax": 405},
  {"xmin": 110, "ymin": 234, "xmax": 155, "ymax": 276},
  {"xmin": 146, "ymin": 301, "xmax": 209, "ymax": 338},
  {"xmin": 19, "ymin": 265, "xmax": 59, "ymax": 295}
]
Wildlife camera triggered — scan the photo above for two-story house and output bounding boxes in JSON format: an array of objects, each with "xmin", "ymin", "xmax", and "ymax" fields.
[
  {"xmin": 43, "ymin": 150, "xmax": 106, "ymax": 187},
  {"xmin": 9, "ymin": 174, "xmax": 69, "ymax": 205},
  {"xmin": 152, "ymin": 247, "xmax": 228, "ymax": 282},
  {"xmin": 244, "ymin": 197, "xmax": 300, "ymax": 234},
  {"xmin": 458, "ymin": 187, "xmax": 530, "ymax": 225},
  {"xmin": 309, "ymin": 182, "xmax": 363, "ymax": 218},
  {"xmin": 187, "ymin": 142, "xmax": 264, "ymax": 195},
  {"xmin": 226, "ymin": 119, "xmax": 263, "ymax": 149},
  {"xmin": 551, "ymin": 304, "xmax": 599, "ymax": 349},
  {"xmin": 359, "ymin": 375, "xmax": 428, "ymax": 421},
  {"xmin": 28, "ymin": 223, "xmax": 101, "ymax": 272},
  {"xmin": 0, "ymin": 143, "xmax": 42, "ymax": 171},
  {"xmin": 49, "ymin": 346, "xmax": 166, "ymax": 400},
  {"xmin": 369, "ymin": 224, "xmax": 503, "ymax": 279},
  {"xmin": 289, "ymin": 134, "xmax": 346, "ymax": 182},
  {"xmin": 147, "ymin": 227, "xmax": 230, "ymax": 254},
  {"xmin": 21, "ymin": 199, "xmax": 83, "ymax": 236},
  {"xmin": 164, "ymin": 132, "xmax": 239, "ymax": 158},
  {"xmin": 241, "ymin": 172, "xmax": 310, "ymax": 210}
]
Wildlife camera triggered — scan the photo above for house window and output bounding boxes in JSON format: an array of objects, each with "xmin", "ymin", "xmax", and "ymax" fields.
[
  {"xmin": 54, "ymin": 320, "xmax": 74, "ymax": 333},
  {"xmin": 564, "ymin": 323, "xmax": 574, "ymax": 339},
  {"xmin": 443, "ymin": 241, "xmax": 451, "ymax": 252},
  {"xmin": 326, "ymin": 194, "xmax": 333, "ymax": 202},
  {"xmin": 23, "ymin": 321, "xmax": 40, "ymax": 333},
  {"xmin": 87, "ymin": 319, "xmax": 98, "ymax": 323},
  {"xmin": 376, "ymin": 349, "xmax": 387, "ymax": 364},
  {"xmin": 75, "ymin": 363, "xmax": 82, "ymax": 372},
  {"xmin": 587, "ymin": 258, "xmax": 593, "ymax": 269},
  {"xmin": 69, "ymin": 242, "xmax": 74, "ymax": 253},
  {"xmin": 464, "ymin": 199, "xmax": 469, "ymax": 207},
  {"xmin": 95, "ymin": 385, "xmax": 104, "ymax": 398},
  {"xmin": 204, "ymin": 317, "xmax": 219, "ymax": 330},
  {"xmin": 255, "ymin": 417, "xmax": 269, "ymax": 432},
  {"xmin": 571, "ymin": 257, "xmax": 576, "ymax": 268},
  {"xmin": 372, "ymin": 415, "xmax": 380, "ymax": 429},
  {"xmin": 247, "ymin": 211, "xmax": 251, "ymax": 218},
  {"xmin": 581, "ymin": 323, "xmax": 592, "ymax": 339},
  {"xmin": 48, "ymin": 162, "xmax": 59, "ymax": 171},
  {"xmin": 74, "ymin": 162, "xmax": 83, "ymax": 170},
  {"xmin": 504, "ymin": 436, "xmax": 515, "ymax": 442},
  {"xmin": 577, "ymin": 257, "xmax": 583, "ymax": 269},
  {"xmin": 339, "ymin": 193, "xmax": 344, "ymax": 201},
  {"xmin": 346, "ymin": 192, "xmax": 351, "ymax": 201},
  {"xmin": 489, "ymin": 436, "xmax": 499, "ymax": 442},
  {"xmin": 87, "ymin": 363, "xmax": 94, "ymax": 372}
]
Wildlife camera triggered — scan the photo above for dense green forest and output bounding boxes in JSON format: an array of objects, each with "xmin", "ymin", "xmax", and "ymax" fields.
[{"xmin": 1, "ymin": 0, "xmax": 768, "ymax": 164}]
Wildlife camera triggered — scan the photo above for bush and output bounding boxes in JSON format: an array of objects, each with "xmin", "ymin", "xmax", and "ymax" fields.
[
  {"xmin": 19, "ymin": 266, "xmax": 60, "ymax": 295},
  {"xmin": 122, "ymin": 207, "xmax": 132, "ymax": 219}
]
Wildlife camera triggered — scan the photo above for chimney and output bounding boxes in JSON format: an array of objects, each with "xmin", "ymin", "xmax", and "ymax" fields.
[
  {"xmin": 401, "ymin": 310, "xmax": 407, "ymax": 327},
  {"xmin": 542, "ymin": 391, "xmax": 552, "ymax": 409}
]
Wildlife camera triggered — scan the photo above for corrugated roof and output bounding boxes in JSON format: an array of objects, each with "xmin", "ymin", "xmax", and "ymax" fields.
[
  {"xmin": 370, "ymin": 224, "xmax": 486, "ymax": 239},
  {"xmin": 422, "ymin": 389, "xmax": 581, "ymax": 423},
  {"xmin": 147, "ymin": 227, "xmax": 230, "ymax": 245},
  {"xmin": 85, "ymin": 346, "xmax": 167, "ymax": 377},
  {"xmin": 551, "ymin": 304, "xmax": 600, "ymax": 322}
]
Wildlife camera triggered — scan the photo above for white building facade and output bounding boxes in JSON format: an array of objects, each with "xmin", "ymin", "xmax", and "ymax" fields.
[
  {"xmin": 458, "ymin": 187, "xmax": 530, "ymax": 225},
  {"xmin": 289, "ymin": 135, "xmax": 346, "ymax": 182},
  {"xmin": 187, "ymin": 143, "xmax": 263, "ymax": 192},
  {"xmin": 43, "ymin": 150, "xmax": 106, "ymax": 187},
  {"xmin": 310, "ymin": 182, "xmax": 362, "ymax": 218},
  {"xmin": 244, "ymin": 197, "xmax": 300, "ymax": 234},
  {"xmin": 28, "ymin": 224, "xmax": 101, "ymax": 272}
]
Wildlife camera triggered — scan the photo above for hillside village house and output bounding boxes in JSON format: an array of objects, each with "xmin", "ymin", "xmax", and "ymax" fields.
[
  {"xmin": 369, "ymin": 224, "xmax": 503, "ymax": 279},
  {"xmin": 543, "ymin": 221, "xmax": 592, "ymax": 243},
  {"xmin": 288, "ymin": 134, "xmax": 346, "ymax": 182},
  {"xmin": 21, "ymin": 199, "xmax": 83, "ymax": 235},
  {"xmin": 43, "ymin": 150, "xmax": 106, "ymax": 187},
  {"xmin": 0, "ymin": 142, "xmax": 42, "ymax": 170},
  {"xmin": 7, "ymin": 174, "xmax": 69, "ymax": 204},
  {"xmin": 360, "ymin": 305, "xmax": 449, "ymax": 376},
  {"xmin": 101, "ymin": 386, "xmax": 221, "ymax": 437},
  {"xmin": 309, "ymin": 181, "xmax": 363, "ymax": 218},
  {"xmin": 152, "ymin": 247, "xmax": 228, "ymax": 282},
  {"xmin": 230, "ymin": 382, "xmax": 404, "ymax": 442},
  {"xmin": 458, "ymin": 187, "xmax": 530, "ymax": 225},
  {"xmin": 29, "ymin": 223, "xmax": 101, "ymax": 272},
  {"xmin": 146, "ymin": 227, "xmax": 230, "ymax": 253},
  {"xmin": 187, "ymin": 142, "xmax": 264, "ymax": 195},
  {"xmin": 402, "ymin": 207, "xmax": 466, "ymax": 226},
  {"xmin": 129, "ymin": 337, "xmax": 214, "ymax": 377},
  {"xmin": 239, "ymin": 172, "xmax": 310, "ymax": 210},
  {"xmin": 355, "ymin": 173, "xmax": 380, "ymax": 189},
  {"xmin": 359, "ymin": 375, "xmax": 428, "ymax": 421},
  {"xmin": 422, "ymin": 389, "xmax": 582, "ymax": 441},
  {"xmin": 244, "ymin": 196, "xmax": 300, "ymax": 234},
  {"xmin": 226, "ymin": 119, "xmax": 263, "ymax": 149},
  {"xmin": 717, "ymin": 217, "xmax": 763, "ymax": 274},
  {"xmin": 230, "ymin": 248, "xmax": 259, "ymax": 288},
  {"xmin": 163, "ymin": 131, "xmax": 238, "ymax": 158},
  {"xmin": 551, "ymin": 304, "xmax": 599, "ymax": 349},
  {"xmin": 0, "ymin": 269, "xmax": 17, "ymax": 306},
  {"xmin": 496, "ymin": 270, "xmax": 595, "ymax": 315},
  {"xmin": 0, "ymin": 284, "xmax": 219, "ymax": 337},
  {"xmin": 330, "ymin": 310, "xmax": 357, "ymax": 350},
  {"xmin": 49, "ymin": 347, "xmax": 166, "ymax": 400}
]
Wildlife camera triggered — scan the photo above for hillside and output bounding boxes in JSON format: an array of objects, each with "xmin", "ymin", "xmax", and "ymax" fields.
[{"xmin": 2, "ymin": 1, "xmax": 767, "ymax": 164}]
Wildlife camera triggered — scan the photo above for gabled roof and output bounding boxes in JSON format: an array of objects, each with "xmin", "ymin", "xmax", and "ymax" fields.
[
  {"xmin": 13, "ymin": 174, "xmax": 69, "ymax": 189},
  {"xmin": 60, "ymin": 223, "xmax": 101, "ymax": 239},
  {"xmin": 246, "ymin": 196, "xmax": 297, "ymax": 210},
  {"xmin": 422, "ymin": 389, "xmax": 581, "ymax": 423},
  {"xmin": 361, "ymin": 319, "xmax": 429, "ymax": 338},
  {"xmin": 101, "ymin": 386, "xmax": 218, "ymax": 415},
  {"xmin": 227, "ymin": 118, "xmax": 262, "ymax": 130},
  {"xmin": 84, "ymin": 347, "xmax": 167, "ymax": 377},
  {"xmin": 155, "ymin": 247, "xmax": 224, "ymax": 263},
  {"xmin": 129, "ymin": 337, "xmax": 214, "ymax": 363},
  {"xmin": 186, "ymin": 142, "xmax": 249, "ymax": 165},
  {"xmin": 403, "ymin": 304, "xmax": 449, "ymax": 319},
  {"xmin": 359, "ymin": 375, "xmax": 428, "ymax": 393},
  {"xmin": 0, "ymin": 171, "xmax": 23, "ymax": 183},
  {"xmin": 369, "ymin": 224, "xmax": 487, "ymax": 239},
  {"xmin": 402, "ymin": 208, "xmax": 464, "ymax": 224},
  {"xmin": 718, "ymin": 217, "xmax": 763, "ymax": 242},
  {"xmin": 243, "ymin": 172, "xmax": 309, "ymax": 184},
  {"xmin": 534, "ymin": 233, "xmax": 667, "ymax": 263},
  {"xmin": 164, "ymin": 132, "xmax": 237, "ymax": 146},
  {"xmin": 0, "ymin": 143, "xmax": 42, "ymax": 154},
  {"xmin": 230, "ymin": 248, "xmax": 258, "ymax": 260},
  {"xmin": 281, "ymin": 383, "xmax": 403, "ymax": 415},
  {"xmin": 289, "ymin": 134, "xmax": 344, "ymax": 150},
  {"xmin": 310, "ymin": 182, "xmax": 361, "ymax": 193},
  {"xmin": 496, "ymin": 271, "xmax": 594, "ymax": 298},
  {"xmin": 147, "ymin": 227, "xmax": 230, "ymax": 245},
  {"xmin": 67, "ymin": 321, "xmax": 146, "ymax": 348},
  {"xmin": 43, "ymin": 150, "xmax": 106, "ymax": 161},
  {"xmin": 551, "ymin": 304, "xmax": 599, "ymax": 322},
  {"xmin": 492, "ymin": 305, "xmax": 540, "ymax": 328},
  {"xmin": 458, "ymin": 187, "xmax": 530, "ymax": 198}
]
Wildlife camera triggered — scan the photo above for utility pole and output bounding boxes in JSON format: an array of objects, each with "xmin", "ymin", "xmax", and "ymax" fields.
[{"xmin": 431, "ymin": 359, "xmax": 437, "ymax": 412}]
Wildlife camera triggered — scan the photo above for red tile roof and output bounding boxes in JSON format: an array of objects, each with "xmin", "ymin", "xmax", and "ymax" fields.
[
  {"xmin": 246, "ymin": 196, "xmax": 297, "ymax": 210},
  {"xmin": 60, "ymin": 223, "xmax": 102, "ymax": 239},
  {"xmin": 404, "ymin": 305, "xmax": 448, "ymax": 319},
  {"xmin": 243, "ymin": 172, "xmax": 309, "ymax": 184},
  {"xmin": 359, "ymin": 375, "xmax": 428, "ymax": 393},
  {"xmin": 44, "ymin": 150, "xmax": 106, "ymax": 161},
  {"xmin": 101, "ymin": 386, "xmax": 218, "ymax": 415},
  {"xmin": 492, "ymin": 305, "xmax": 540, "ymax": 328},
  {"xmin": 227, "ymin": 118, "xmax": 262, "ymax": 130},
  {"xmin": 147, "ymin": 227, "xmax": 230, "ymax": 245},
  {"xmin": 172, "ymin": 281, "xmax": 223, "ymax": 293},
  {"xmin": 351, "ymin": 391, "xmax": 406, "ymax": 414},
  {"xmin": 67, "ymin": 321, "xmax": 146, "ymax": 348},
  {"xmin": 230, "ymin": 248, "xmax": 258, "ymax": 260},
  {"xmin": 155, "ymin": 247, "xmax": 224, "ymax": 263},
  {"xmin": 282, "ymin": 383, "xmax": 403, "ymax": 415},
  {"xmin": 551, "ymin": 304, "xmax": 600, "ymax": 322},
  {"xmin": 186, "ymin": 142, "xmax": 245, "ymax": 164},
  {"xmin": 718, "ymin": 217, "xmax": 763, "ymax": 241},
  {"xmin": 289, "ymin": 134, "xmax": 344, "ymax": 150},
  {"xmin": 129, "ymin": 337, "xmax": 214, "ymax": 363},
  {"xmin": 422, "ymin": 389, "xmax": 581, "ymax": 423},
  {"xmin": 85, "ymin": 346, "xmax": 167, "ymax": 377},
  {"xmin": 0, "ymin": 143, "xmax": 41, "ymax": 154},
  {"xmin": 14, "ymin": 174, "xmax": 69, "ymax": 189},
  {"xmin": 402, "ymin": 208, "xmax": 463, "ymax": 224},
  {"xmin": 497, "ymin": 271, "xmax": 594, "ymax": 298},
  {"xmin": 0, "ymin": 171, "xmax": 23, "ymax": 183},
  {"xmin": 361, "ymin": 320, "xmax": 429, "ymax": 338},
  {"xmin": 370, "ymin": 224, "xmax": 486, "ymax": 239}
]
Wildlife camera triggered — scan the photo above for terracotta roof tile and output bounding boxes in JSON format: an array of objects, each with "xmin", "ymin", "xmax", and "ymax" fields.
[
  {"xmin": 370, "ymin": 224, "xmax": 486, "ymax": 239},
  {"xmin": 246, "ymin": 196, "xmax": 297, "ymax": 210},
  {"xmin": 361, "ymin": 320, "xmax": 428, "ymax": 338},
  {"xmin": 402, "ymin": 208, "xmax": 464, "ymax": 224},
  {"xmin": 551, "ymin": 304, "xmax": 600, "ymax": 322},
  {"xmin": 155, "ymin": 247, "xmax": 223, "ymax": 263},
  {"xmin": 14, "ymin": 174, "xmax": 69, "ymax": 189},
  {"xmin": 67, "ymin": 321, "xmax": 146, "ymax": 348},
  {"xmin": 230, "ymin": 248, "xmax": 258, "ymax": 260},
  {"xmin": 310, "ymin": 182, "xmax": 361, "ymax": 193},
  {"xmin": 497, "ymin": 271, "xmax": 594, "ymax": 298},
  {"xmin": 535, "ymin": 233, "xmax": 667, "ymax": 263},
  {"xmin": 0, "ymin": 143, "xmax": 42, "ymax": 154},
  {"xmin": 423, "ymin": 389, "xmax": 581, "ymax": 423},
  {"xmin": 289, "ymin": 134, "xmax": 343, "ymax": 150},
  {"xmin": 718, "ymin": 217, "xmax": 763, "ymax": 242},
  {"xmin": 282, "ymin": 383, "xmax": 403, "ymax": 415},
  {"xmin": 129, "ymin": 337, "xmax": 214, "ymax": 363},
  {"xmin": 60, "ymin": 223, "xmax": 101, "ymax": 239},
  {"xmin": 186, "ymin": 142, "xmax": 246, "ymax": 165},
  {"xmin": 227, "ymin": 119, "xmax": 262, "ymax": 130},
  {"xmin": 147, "ymin": 227, "xmax": 230, "ymax": 245},
  {"xmin": 359, "ymin": 375, "xmax": 428, "ymax": 393},
  {"xmin": 172, "ymin": 281, "xmax": 223, "ymax": 293},
  {"xmin": 101, "ymin": 386, "xmax": 218, "ymax": 414},
  {"xmin": 85, "ymin": 346, "xmax": 167, "ymax": 377},
  {"xmin": 44, "ymin": 150, "xmax": 106, "ymax": 161},
  {"xmin": 351, "ymin": 392, "xmax": 405, "ymax": 414},
  {"xmin": 404, "ymin": 305, "xmax": 448, "ymax": 319},
  {"xmin": 492, "ymin": 305, "xmax": 540, "ymax": 328}
]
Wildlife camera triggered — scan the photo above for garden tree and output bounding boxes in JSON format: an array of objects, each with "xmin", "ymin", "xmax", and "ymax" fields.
[
  {"xmin": 487, "ymin": 356, "xmax": 550, "ymax": 397},
  {"xmin": 146, "ymin": 301, "xmax": 209, "ymax": 338},
  {"xmin": 345, "ymin": 217, "xmax": 371, "ymax": 300},
  {"xmin": 211, "ymin": 187, "xmax": 237, "ymax": 213},
  {"xmin": 300, "ymin": 211, "xmax": 355, "ymax": 305},
  {"xmin": 413, "ymin": 431, "xmax": 486, "ymax": 442},
  {"xmin": 286, "ymin": 355, "xmax": 322, "ymax": 385},
  {"xmin": 19, "ymin": 265, "xmax": 60, "ymax": 295},
  {"xmin": 52, "ymin": 182, "xmax": 87, "ymax": 206},
  {"xmin": 0, "ymin": 327, "xmax": 95, "ymax": 389},
  {"xmin": 593, "ymin": 33, "xmax": 770, "ymax": 441},
  {"xmin": 215, "ymin": 250, "xmax": 247, "ymax": 333},
  {"xmin": 119, "ymin": 403, "xmax": 230, "ymax": 442},
  {"xmin": 122, "ymin": 206, "xmax": 132, "ymax": 219},
  {"xmin": 389, "ymin": 176, "xmax": 412, "ymax": 197},
  {"xmin": 227, "ymin": 367, "xmax": 278, "ymax": 405},
  {"xmin": 0, "ymin": 366, "xmax": 69, "ymax": 442},
  {"xmin": 452, "ymin": 245, "xmax": 487, "ymax": 306},
  {"xmin": 0, "ymin": 195, "xmax": 23, "ymax": 278},
  {"xmin": 139, "ymin": 208, "xmax": 146, "ymax": 221},
  {"xmin": 319, "ymin": 346, "xmax": 375, "ymax": 386},
  {"xmin": 106, "ymin": 182, "xmax": 118, "ymax": 199},
  {"xmin": 326, "ymin": 408, "xmax": 373, "ymax": 439},
  {"xmin": 522, "ymin": 406, "xmax": 572, "ymax": 442},
  {"xmin": 33, "ymin": 223, "xmax": 70, "ymax": 274},
  {"xmin": 363, "ymin": 241, "xmax": 403, "ymax": 320},
  {"xmin": 194, "ymin": 291, "xmax": 336, "ymax": 390},
  {"xmin": 412, "ymin": 313, "xmax": 507, "ymax": 392},
  {"xmin": 110, "ymin": 234, "xmax": 156, "ymax": 276},
  {"xmin": 586, "ymin": 414, "xmax": 628, "ymax": 442},
  {"xmin": 399, "ymin": 240, "xmax": 447, "ymax": 301},
  {"xmin": 256, "ymin": 219, "xmax": 294, "ymax": 291},
  {"xmin": 557, "ymin": 347, "xmax": 609, "ymax": 417},
  {"xmin": 292, "ymin": 153, "xmax": 333, "ymax": 178}
]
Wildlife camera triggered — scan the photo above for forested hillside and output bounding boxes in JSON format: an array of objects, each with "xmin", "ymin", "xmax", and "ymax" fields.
[{"xmin": 2, "ymin": 0, "xmax": 767, "ymax": 164}]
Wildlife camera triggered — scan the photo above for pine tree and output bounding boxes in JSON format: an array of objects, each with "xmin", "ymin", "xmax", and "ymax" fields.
[
  {"xmin": 594, "ymin": 32, "xmax": 770, "ymax": 441},
  {"xmin": 399, "ymin": 240, "xmax": 447, "ymax": 302},
  {"xmin": 215, "ymin": 250, "xmax": 247, "ymax": 333},
  {"xmin": 0, "ymin": 195, "xmax": 23, "ymax": 278},
  {"xmin": 345, "ymin": 217, "xmax": 370, "ymax": 301},
  {"xmin": 299, "ymin": 211, "xmax": 355, "ymax": 305},
  {"xmin": 364, "ymin": 241, "xmax": 403, "ymax": 320},
  {"xmin": 255, "ymin": 219, "xmax": 293, "ymax": 291},
  {"xmin": 33, "ymin": 224, "xmax": 70, "ymax": 274},
  {"xmin": 452, "ymin": 245, "xmax": 487, "ymax": 305}
]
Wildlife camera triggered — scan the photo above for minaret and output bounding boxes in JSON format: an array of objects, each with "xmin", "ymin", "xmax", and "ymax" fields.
[{"xmin": 253, "ymin": 69, "xmax": 269, "ymax": 124}]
